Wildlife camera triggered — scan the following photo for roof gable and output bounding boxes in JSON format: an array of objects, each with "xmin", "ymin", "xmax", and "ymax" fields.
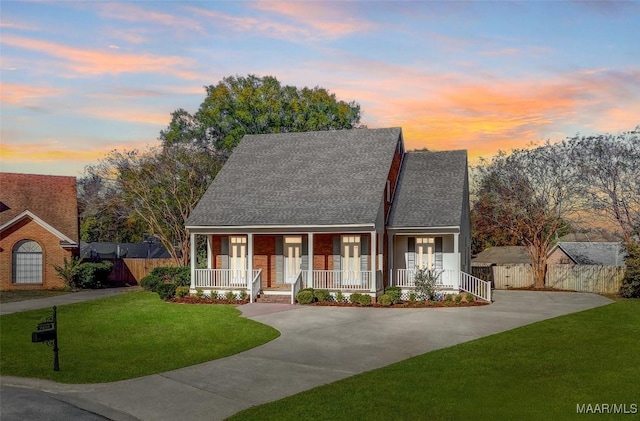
[
  {"xmin": 0, "ymin": 173, "xmax": 79, "ymax": 243},
  {"xmin": 557, "ymin": 242, "xmax": 625, "ymax": 266},
  {"xmin": 0, "ymin": 210, "xmax": 78, "ymax": 246},
  {"xmin": 388, "ymin": 150, "xmax": 468, "ymax": 228},
  {"xmin": 186, "ymin": 128, "xmax": 401, "ymax": 227}
]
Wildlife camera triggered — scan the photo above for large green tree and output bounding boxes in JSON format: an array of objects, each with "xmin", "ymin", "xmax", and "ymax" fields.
[{"xmin": 160, "ymin": 74, "xmax": 363, "ymax": 156}]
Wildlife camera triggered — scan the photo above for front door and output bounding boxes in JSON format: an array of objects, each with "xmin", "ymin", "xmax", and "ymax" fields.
[
  {"xmin": 284, "ymin": 236, "xmax": 302, "ymax": 284},
  {"xmin": 342, "ymin": 235, "xmax": 361, "ymax": 286},
  {"xmin": 230, "ymin": 236, "xmax": 247, "ymax": 285}
]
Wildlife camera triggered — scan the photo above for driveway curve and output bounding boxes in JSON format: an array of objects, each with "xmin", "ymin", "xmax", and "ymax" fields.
[{"xmin": 1, "ymin": 290, "xmax": 612, "ymax": 421}]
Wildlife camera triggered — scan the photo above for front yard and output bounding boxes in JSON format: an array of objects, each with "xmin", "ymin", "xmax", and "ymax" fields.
[
  {"xmin": 230, "ymin": 299, "xmax": 640, "ymax": 421},
  {"xmin": 0, "ymin": 291, "xmax": 279, "ymax": 383}
]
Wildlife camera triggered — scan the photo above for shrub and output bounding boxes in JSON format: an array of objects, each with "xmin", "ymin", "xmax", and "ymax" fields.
[
  {"xmin": 157, "ymin": 283, "xmax": 177, "ymax": 300},
  {"xmin": 141, "ymin": 266, "xmax": 190, "ymax": 292},
  {"xmin": 385, "ymin": 286, "xmax": 402, "ymax": 303},
  {"xmin": 53, "ymin": 257, "xmax": 83, "ymax": 289},
  {"xmin": 335, "ymin": 291, "xmax": 345, "ymax": 303},
  {"xmin": 619, "ymin": 241, "xmax": 640, "ymax": 298},
  {"xmin": 378, "ymin": 294, "xmax": 392, "ymax": 307},
  {"xmin": 414, "ymin": 268, "xmax": 441, "ymax": 301},
  {"xmin": 239, "ymin": 290, "xmax": 248, "ymax": 301},
  {"xmin": 225, "ymin": 291, "xmax": 237, "ymax": 301},
  {"xmin": 195, "ymin": 288, "xmax": 204, "ymax": 299},
  {"xmin": 465, "ymin": 292, "xmax": 475, "ymax": 303},
  {"xmin": 349, "ymin": 293, "xmax": 362, "ymax": 304},
  {"xmin": 175, "ymin": 286, "xmax": 190, "ymax": 298},
  {"xmin": 140, "ymin": 274, "xmax": 162, "ymax": 292},
  {"xmin": 358, "ymin": 294, "xmax": 372, "ymax": 306},
  {"xmin": 454, "ymin": 294, "xmax": 463, "ymax": 304},
  {"xmin": 444, "ymin": 294, "xmax": 454, "ymax": 304},
  {"xmin": 77, "ymin": 261, "xmax": 113, "ymax": 289},
  {"xmin": 409, "ymin": 292, "xmax": 416, "ymax": 302},
  {"xmin": 313, "ymin": 289, "xmax": 330, "ymax": 302},
  {"xmin": 296, "ymin": 290, "xmax": 315, "ymax": 304}
]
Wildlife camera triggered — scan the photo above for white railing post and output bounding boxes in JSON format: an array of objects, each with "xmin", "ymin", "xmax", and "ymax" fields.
[
  {"xmin": 308, "ymin": 233, "xmax": 314, "ymax": 289},
  {"xmin": 190, "ymin": 232, "xmax": 196, "ymax": 292},
  {"xmin": 370, "ymin": 231, "xmax": 377, "ymax": 293}
]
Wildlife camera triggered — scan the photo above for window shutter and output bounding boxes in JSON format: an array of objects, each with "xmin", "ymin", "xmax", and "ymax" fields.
[
  {"xmin": 435, "ymin": 237, "xmax": 443, "ymax": 270},
  {"xmin": 360, "ymin": 235, "xmax": 369, "ymax": 272},
  {"xmin": 332, "ymin": 236, "xmax": 341, "ymax": 271},
  {"xmin": 221, "ymin": 237, "xmax": 229, "ymax": 269},
  {"xmin": 407, "ymin": 237, "xmax": 416, "ymax": 270},
  {"xmin": 301, "ymin": 236, "xmax": 309, "ymax": 270},
  {"xmin": 275, "ymin": 236, "xmax": 283, "ymax": 283}
]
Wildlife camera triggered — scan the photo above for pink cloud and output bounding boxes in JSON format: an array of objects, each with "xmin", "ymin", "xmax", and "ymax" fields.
[
  {"xmin": 96, "ymin": 3, "xmax": 203, "ymax": 33},
  {"xmin": 0, "ymin": 83, "xmax": 64, "ymax": 105},
  {"xmin": 1, "ymin": 34, "xmax": 197, "ymax": 79}
]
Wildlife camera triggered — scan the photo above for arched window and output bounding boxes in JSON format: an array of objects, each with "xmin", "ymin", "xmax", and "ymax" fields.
[{"xmin": 13, "ymin": 240, "xmax": 43, "ymax": 284}]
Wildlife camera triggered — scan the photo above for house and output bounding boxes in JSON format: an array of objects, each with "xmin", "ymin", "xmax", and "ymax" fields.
[
  {"xmin": 547, "ymin": 242, "xmax": 625, "ymax": 266},
  {"xmin": 0, "ymin": 173, "xmax": 79, "ymax": 290},
  {"xmin": 80, "ymin": 241, "xmax": 171, "ymax": 259},
  {"xmin": 185, "ymin": 128, "xmax": 488, "ymax": 303}
]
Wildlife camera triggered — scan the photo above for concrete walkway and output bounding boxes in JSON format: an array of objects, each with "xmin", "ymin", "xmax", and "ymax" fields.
[
  {"xmin": 1, "ymin": 290, "xmax": 612, "ymax": 420},
  {"xmin": 0, "ymin": 287, "xmax": 141, "ymax": 315}
]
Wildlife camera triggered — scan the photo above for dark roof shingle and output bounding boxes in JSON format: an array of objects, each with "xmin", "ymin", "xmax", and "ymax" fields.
[
  {"xmin": 388, "ymin": 150, "xmax": 468, "ymax": 228},
  {"xmin": 186, "ymin": 128, "xmax": 401, "ymax": 227}
]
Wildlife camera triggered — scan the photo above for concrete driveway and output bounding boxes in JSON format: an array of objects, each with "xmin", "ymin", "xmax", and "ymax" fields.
[{"xmin": 1, "ymin": 290, "xmax": 612, "ymax": 420}]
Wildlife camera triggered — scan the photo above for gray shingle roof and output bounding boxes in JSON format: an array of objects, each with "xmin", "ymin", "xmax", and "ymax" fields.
[
  {"xmin": 186, "ymin": 128, "xmax": 401, "ymax": 227},
  {"xmin": 557, "ymin": 242, "xmax": 626, "ymax": 266},
  {"xmin": 472, "ymin": 246, "xmax": 532, "ymax": 265},
  {"xmin": 387, "ymin": 150, "xmax": 468, "ymax": 228}
]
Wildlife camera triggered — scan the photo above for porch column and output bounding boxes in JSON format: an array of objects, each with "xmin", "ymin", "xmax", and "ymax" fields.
[
  {"xmin": 247, "ymin": 233, "xmax": 254, "ymax": 287},
  {"xmin": 370, "ymin": 230, "xmax": 377, "ymax": 293},
  {"xmin": 207, "ymin": 235, "xmax": 213, "ymax": 269},
  {"xmin": 190, "ymin": 232, "xmax": 196, "ymax": 291},
  {"xmin": 387, "ymin": 232, "xmax": 394, "ymax": 287},
  {"xmin": 453, "ymin": 233, "xmax": 460, "ymax": 290},
  {"xmin": 307, "ymin": 233, "xmax": 314, "ymax": 289}
]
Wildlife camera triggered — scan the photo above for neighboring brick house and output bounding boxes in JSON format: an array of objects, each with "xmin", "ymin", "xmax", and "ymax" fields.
[
  {"xmin": 0, "ymin": 173, "xmax": 79, "ymax": 290},
  {"xmin": 186, "ymin": 127, "xmax": 488, "ymax": 303}
]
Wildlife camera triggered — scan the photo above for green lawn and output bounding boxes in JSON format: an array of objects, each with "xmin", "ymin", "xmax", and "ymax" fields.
[
  {"xmin": 0, "ymin": 289, "xmax": 71, "ymax": 304},
  {"xmin": 0, "ymin": 291, "xmax": 279, "ymax": 383},
  {"xmin": 230, "ymin": 300, "xmax": 640, "ymax": 421}
]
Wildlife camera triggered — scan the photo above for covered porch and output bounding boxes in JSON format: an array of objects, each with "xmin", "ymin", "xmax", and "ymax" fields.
[
  {"xmin": 388, "ymin": 229, "xmax": 465, "ymax": 292},
  {"xmin": 188, "ymin": 229, "xmax": 385, "ymax": 303}
]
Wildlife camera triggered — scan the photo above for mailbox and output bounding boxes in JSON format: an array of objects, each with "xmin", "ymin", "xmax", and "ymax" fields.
[{"xmin": 32, "ymin": 330, "xmax": 56, "ymax": 343}]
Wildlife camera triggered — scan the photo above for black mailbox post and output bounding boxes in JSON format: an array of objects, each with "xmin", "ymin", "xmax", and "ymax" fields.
[{"xmin": 31, "ymin": 306, "xmax": 59, "ymax": 371}]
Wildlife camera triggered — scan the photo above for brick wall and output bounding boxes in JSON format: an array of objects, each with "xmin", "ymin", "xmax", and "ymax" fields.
[{"xmin": 0, "ymin": 218, "xmax": 74, "ymax": 290}]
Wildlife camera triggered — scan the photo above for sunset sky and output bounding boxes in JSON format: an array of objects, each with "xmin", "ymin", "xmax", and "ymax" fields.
[{"xmin": 1, "ymin": 1, "xmax": 639, "ymax": 176}]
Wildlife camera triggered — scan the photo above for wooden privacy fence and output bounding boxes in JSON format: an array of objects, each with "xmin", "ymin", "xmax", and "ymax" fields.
[
  {"xmin": 492, "ymin": 264, "xmax": 534, "ymax": 289},
  {"xmin": 546, "ymin": 265, "xmax": 625, "ymax": 295},
  {"xmin": 486, "ymin": 263, "xmax": 624, "ymax": 294},
  {"xmin": 107, "ymin": 258, "xmax": 177, "ymax": 284}
]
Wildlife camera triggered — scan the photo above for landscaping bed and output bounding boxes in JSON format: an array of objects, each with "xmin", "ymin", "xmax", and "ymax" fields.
[
  {"xmin": 306, "ymin": 299, "xmax": 489, "ymax": 308},
  {"xmin": 169, "ymin": 296, "xmax": 249, "ymax": 305}
]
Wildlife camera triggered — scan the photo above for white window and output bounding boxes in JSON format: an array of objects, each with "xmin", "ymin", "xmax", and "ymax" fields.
[{"xmin": 13, "ymin": 240, "xmax": 43, "ymax": 284}]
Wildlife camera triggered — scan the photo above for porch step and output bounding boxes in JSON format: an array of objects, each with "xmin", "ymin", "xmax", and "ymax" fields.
[{"xmin": 255, "ymin": 294, "xmax": 292, "ymax": 304}]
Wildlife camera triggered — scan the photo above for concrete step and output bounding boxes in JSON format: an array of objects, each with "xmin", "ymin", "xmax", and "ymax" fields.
[{"xmin": 255, "ymin": 294, "xmax": 292, "ymax": 304}]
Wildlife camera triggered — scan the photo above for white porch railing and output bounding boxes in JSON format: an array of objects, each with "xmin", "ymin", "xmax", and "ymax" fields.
[
  {"xmin": 392, "ymin": 269, "xmax": 457, "ymax": 289},
  {"xmin": 249, "ymin": 269, "xmax": 262, "ymax": 303},
  {"xmin": 460, "ymin": 271, "xmax": 492, "ymax": 302},
  {"xmin": 291, "ymin": 271, "xmax": 304, "ymax": 304},
  {"xmin": 301, "ymin": 270, "xmax": 373, "ymax": 290},
  {"xmin": 194, "ymin": 269, "xmax": 260, "ymax": 289}
]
